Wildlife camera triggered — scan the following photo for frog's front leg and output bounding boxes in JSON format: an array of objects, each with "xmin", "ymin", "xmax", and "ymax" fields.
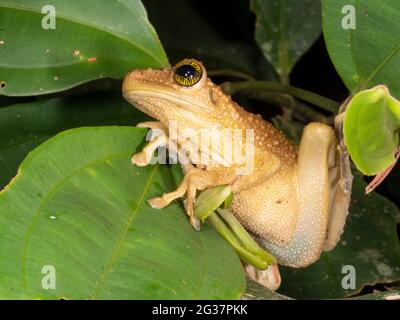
[
  {"xmin": 149, "ymin": 167, "xmax": 237, "ymax": 230},
  {"xmin": 131, "ymin": 121, "xmax": 167, "ymax": 166},
  {"xmin": 136, "ymin": 121, "xmax": 164, "ymax": 130}
]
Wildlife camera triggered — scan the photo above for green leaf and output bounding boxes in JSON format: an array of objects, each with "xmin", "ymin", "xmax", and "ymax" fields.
[
  {"xmin": 0, "ymin": 92, "xmax": 150, "ymax": 189},
  {"xmin": 0, "ymin": 0, "xmax": 168, "ymax": 96},
  {"xmin": 322, "ymin": 0, "xmax": 400, "ymax": 98},
  {"xmin": 251, "ymin": 0, "xmax": 322, "ymax": 83},
  {"xmin": 343, "ymin": 85, "xmax": 400, "ymax": 175},
  {"xmin": 0, "ymin": 126, "xmax": 245, "ymax": 299},
  {"xmin": 278, "ymin": 173, "xmax": 400, "ymax": 299}
]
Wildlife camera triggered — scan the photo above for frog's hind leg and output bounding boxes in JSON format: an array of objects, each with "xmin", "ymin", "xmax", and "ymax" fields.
[
  {"xmin": 256, "ymin": 123, "xmax": 345, "ymax": 267},
  {"xmin": 244, "ymin": 263, "xmax": 281, "ymax": 291}
]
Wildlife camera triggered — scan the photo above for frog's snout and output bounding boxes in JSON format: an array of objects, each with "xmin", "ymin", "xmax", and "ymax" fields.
[
  {"xmin": 122, "ymin": 68, "xmax": 172, "ymax": 96},
  {"xmin": 122, "ymin": 70, "xmax": 141, "ymax": 95}
]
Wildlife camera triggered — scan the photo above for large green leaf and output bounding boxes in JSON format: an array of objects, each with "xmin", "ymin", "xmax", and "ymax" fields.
[
  {"xmin": 0, "ymin": 92, "xmax": 149, "ymax": 189},
  {"xmin": 0, "ymin": 0, "xmax": 168, "ymax": 96},
  {"xmin": 250, "ymin": 0, "xmax": 322, "ymax": 83},
  {"xmin": 322, "ymin": 0, "xmax": 400, "ymax": 98},
  {"xmin": 0, "ymin": 126, "xmax": 245, "ymax": 299},
  {"xmin": 278, "ymin": 173, "xmax": 400, "ymax": 299}
]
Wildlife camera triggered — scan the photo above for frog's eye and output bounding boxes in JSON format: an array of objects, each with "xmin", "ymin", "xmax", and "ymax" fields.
[{"xmin": 173, "ymin": 60, "xmax": 203, "ymax": 87}]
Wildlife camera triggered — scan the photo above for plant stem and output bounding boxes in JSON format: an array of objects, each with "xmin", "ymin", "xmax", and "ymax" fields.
[
  {"xmin": 221, "ymin": 80, "xmax": 340, "ymax": 113},
  {"xmin": 208, "ymin": 212, "xmax": 269, "ymax": 269},
  {"xmin": 194, "ymin": 185, "xmax": 232, "ymax": 222},
  {"xmin": 216, "ymin": 209, "xmax": 276, "ymax": 264},
  {"xmin": 208, "ymin": 69, "xmax": 255, "ymax": 81}
]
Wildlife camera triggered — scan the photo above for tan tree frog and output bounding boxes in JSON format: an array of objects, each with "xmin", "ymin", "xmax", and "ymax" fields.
[{"xmin": 122, "ymin": 59, "xmax": 352, "ymax": 287}]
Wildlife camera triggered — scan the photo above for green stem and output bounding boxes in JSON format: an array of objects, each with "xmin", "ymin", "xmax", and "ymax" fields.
[
  {"xmin": 243, "ymin": 90, "xmax": 296, "ymax": 109},
  {"xmin": 194, "ymin": 185, "xmax": 232, "ymax": 222},
  {"xmin": 208, "ymin": 212, "xmax": 269, "ymax": 269},
  {"xmin": 208, "ymin": 69, "xmax": 255, "ymax": 81},
  {"xmin": 194, "ymin": 186, "xmax": 277, "ymax": 269},
  {"xmin": 221, "ymin": 80, "xmax": 340, "ymax": 113},
  {"xmin": 216, "ymin": 209, "xmax": 276, "ymax": 264}
]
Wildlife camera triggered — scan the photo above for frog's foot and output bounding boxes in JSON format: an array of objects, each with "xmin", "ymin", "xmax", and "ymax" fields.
[
  {"xmin": 244, "ymin": 263, "xmax": 281, "ymax": 291},
  {"xmin": 148, "ymin": 167, "xmax": 236, "ymax": 230},
  {"xmin": 149, "ymin": 195, "xmax": 200, "ymax": 229},
  {"xmin": 323, "ymin": 128, "xmax": 353, "ymax": 251},
  {"xmin": 183, "ymin": 181, "xmax": 201, "ymax": 230},
  {"xmin": 132, "ymin": 134, "xmax": 167, "ymax": 166},
  {"xmin": 132, "ymin": 122, "xmax": 167, "ymax": 166},
  {"xmin": 148, "ymin": 167, "xmax": 205, "ymax": 230}
]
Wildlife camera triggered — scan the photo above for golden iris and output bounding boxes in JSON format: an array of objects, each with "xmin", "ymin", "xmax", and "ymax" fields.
[{"xmin": 173, "ymin": 60, "xmax": 203, "ymax": 87}]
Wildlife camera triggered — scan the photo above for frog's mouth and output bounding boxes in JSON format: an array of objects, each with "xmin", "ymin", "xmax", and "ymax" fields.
[{"xmin": 123, "ymin": 88, "xmax": 214, "ymax": 121}]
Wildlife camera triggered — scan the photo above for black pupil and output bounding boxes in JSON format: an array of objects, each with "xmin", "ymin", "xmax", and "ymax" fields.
[{"xmin": 176, "ymin": 64, "xmax": 197, "ymax": 78}]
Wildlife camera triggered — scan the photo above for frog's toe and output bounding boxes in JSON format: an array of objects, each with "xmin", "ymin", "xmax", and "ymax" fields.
[
  {"xmin": 148, "ymin": 196, "xmax": 169, "ymax": 209},
  {"xmin": 245, "ymin": 263, "xmax": 281, "ymax": 291},
  {"xmin": 131, "ymin": 152, "xmax": 151, "ymax": 166},
  {"xmin": 189, "ymin": 215, "xmax": 201, "ymax": 231}
]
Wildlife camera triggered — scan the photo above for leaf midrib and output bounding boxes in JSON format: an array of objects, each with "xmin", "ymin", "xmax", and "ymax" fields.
[
  {"xmin": 348, "ymin": 0, "xmax": 400, "ymax": 93},
  {"xmin": 19, "ymin": 147, "xmax": 189, "ymax": 299},
  {"xmin": 357, "ymin": 42, "xmax": 400, "ymax": 91},
  {"xmin": 90, "ymin": 163, "xmax": 159, "ymax": 299}
]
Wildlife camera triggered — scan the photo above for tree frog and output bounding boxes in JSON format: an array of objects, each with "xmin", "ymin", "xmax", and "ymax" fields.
[{"xmin": 122, "ymin": 59, "xmax": 352, "ymax": 287}]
